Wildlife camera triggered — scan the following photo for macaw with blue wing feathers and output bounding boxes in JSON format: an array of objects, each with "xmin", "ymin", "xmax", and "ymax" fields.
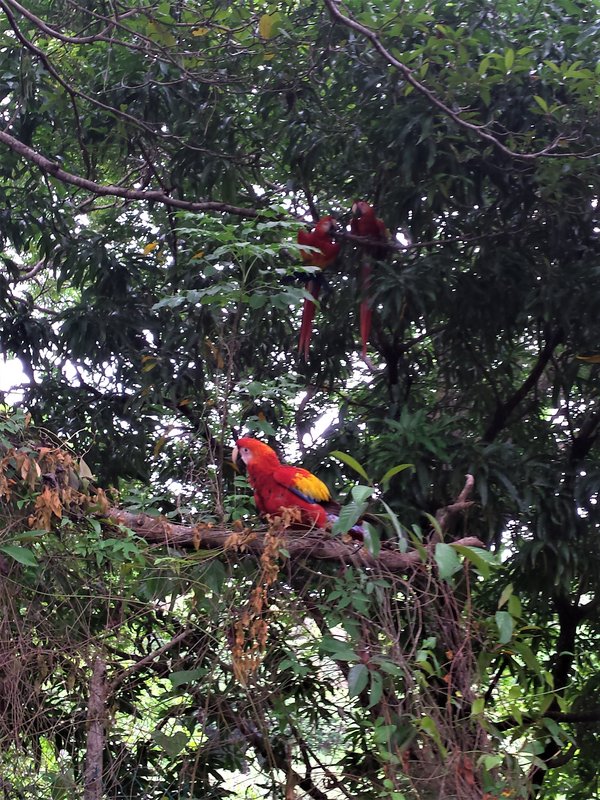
[{"xmin": 232, "ymin": 437, "xmax": 333, "ymax": 528}]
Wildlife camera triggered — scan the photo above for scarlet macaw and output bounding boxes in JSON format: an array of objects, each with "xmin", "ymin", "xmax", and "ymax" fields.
[
  {"xmin": 232, "ymin": 437, "xmax": 332, "ymax": 528},
  {"xmin": 296, "ymin": 216, "xmax": 341, "ymax": 360},
  {"xmin": 350, "ymin": 201, "xmax": 388, "ymax": 358}
]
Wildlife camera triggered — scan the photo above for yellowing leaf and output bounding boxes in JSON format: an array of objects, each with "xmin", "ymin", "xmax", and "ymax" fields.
[
  {"xmin": 259, "ymin": 12, "xmax": 279, "ymax": 39},
  {"xmin": 192, "ymin": 27, "xmax": 209, "ymax": 36},
  {"xmin": 78, "ymin": 458, "xmax": 94, "ymax": 480},
  {"xmin": 576, "ymin": 354, "xmax": 600, "ymax": 363},
  {"xmin": 192, "ymin": 250, "xmax": 205, "ymax": 259},
  {"xmin": 153, "ymin": 436, "xmax": 167, "ymax": 457},
  {"xmin": 205, "ymin": 339, "xmax": 225, "ymax": 368},
  {"xmin": 263, "ymin": 51, "xmax": 275, "ymax": 61},
  {"xmin": 147, "ymin": 21, "xmax": 176, "ymax": 47},
  {"xmin": 143, "ymin": 241, "xmax": 159, "ymax": 255}
]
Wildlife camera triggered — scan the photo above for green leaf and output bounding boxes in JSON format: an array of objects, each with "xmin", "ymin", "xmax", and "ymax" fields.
[
  {"xmin": 169, "ymin": 668, "xmax": 205, "ymax": 687},
  {"xmin": 0, "ymin": 544, "xmax": 37, "ymax": 566},
  {"xmin": 363, "ymin": 523, "xmax": 381, "ymax": 557},
  {"xmin": 478, "ymin": 55, "xmax": 491, "ymax": 75},
  {"xmin": 351, "ymin": 484, "xmax": 373, "ymax": 504},
  {"xmin": 498, "ymin": 583, "xmax": 513, "ymax": 608},
  {"xmin": 533, "ymin": 95, "xmax": 548, "ymax": 112},
  {"xmin": 508, "ymin": 594, "xmax": 522, "ymax": 619},
  {"xmin": 504, "ymin": 48, "xmax": 515, "ymax": 71},
  {"xmin": 423, "ymin": 512, "xmax": 442, "ymax": 538},
  {"xmin": 379, "ymin": 499, "xmax": 408, "ymax": 551},
  {"xmin": 451, "ymin": 544, "xmax": 496, "ymax": 578},
  {"xmin": 368, "ymin": 670, "xmax": 383, "ymax": 707},
  {"xmin": 348, "ymin": 663, "xmax": 369, "ymax": 697},
  {"xmin": 258, "ymin": 12, "xmax": 280, "ymax": 39},
  {"xmin": 542, "ymin": 717, "xmax": 565, "ymax": 745},
  {"xmin": 471, "ymin": 697, "xmax": 485, "ymax": 715},
  {"xmin": 418, "ymin": 716, "xmax": 446, "ymax": 755},
  {"xmin": 331, "ymin": 501, "xmax": 367, "ymax": 535},
  {"xmin": 203, "ymin": 559, "xmax": 226, "ymax": 594},
  {"xmin": 151, "ymin": 730, "xmax": 189, "ymax": 757},
  {"xmin": 434, "ymin": 542, "xmax": 462, "ymax": 580},
  {"xmin": 495, "ymin": 611, "xmax": 514, "ymax": 644},
  {"xmin": 408, "ymin": 529, "xmax": 428, "ymax": 562},
  {"xmin": 482, "ymin": 754, "xmax": 504, "ymax": 770},
  {"xmin": 320, "ymin": 637, "xmax": 359, "ymax": 662},
  {"xmin": 329, "ymin": 450, "xmax": 370, "ymax": 482},
  {"xmin": 380, "ymin": 463, "xmax": 413, "ymax": 485}
]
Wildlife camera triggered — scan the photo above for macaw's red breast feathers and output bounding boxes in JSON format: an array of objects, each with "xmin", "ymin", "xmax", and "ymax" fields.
[
  {"xmin": 296, "ymin": 216, "xmax": 341, "ymax": 360},
  {"xmin": 351, "ymin": 201, "xmax": 389, "ymax": 358},
  {"xmin": 232, "ymin": 437, "xmax": 332, "ymax": 528},
  {"xmin": 297, "ymin": 216, "xmax": 340, "ymax": 268},
  {"xmin": 350, "ymin": 201, "xmax": 388, "ymax": 255}
]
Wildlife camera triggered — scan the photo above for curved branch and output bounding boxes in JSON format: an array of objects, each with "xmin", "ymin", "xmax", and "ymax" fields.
[
  {"xmin": 4, "ymin": 0, "xmax": 119, "ymax": 43},
  {"xmin": 322, "ymin": 0, "xmax": 596, "ymax": 161},
  {"xmin": 0, "ymin": 130, "xmax": 262, "ymax": 218},
  {"xmin": 435, "ymin": 473, "xmax": 475, "ymax": 534},
  {"xmin": 482, "ymin": 327, "xmax": 564, "ymax": 443}
]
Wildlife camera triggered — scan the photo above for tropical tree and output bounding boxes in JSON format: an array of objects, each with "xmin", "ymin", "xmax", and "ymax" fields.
[{"xmin": 0, "ymin": 0, "xmax": 600, "ymax": 797}]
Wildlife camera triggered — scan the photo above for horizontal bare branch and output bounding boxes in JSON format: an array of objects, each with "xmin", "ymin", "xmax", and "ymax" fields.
[{"xmin": 106, "ymin": 507, "xmax": 485, "ymax": 573}]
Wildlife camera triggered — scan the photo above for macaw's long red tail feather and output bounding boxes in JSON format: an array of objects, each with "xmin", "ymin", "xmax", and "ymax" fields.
[
  {"xmin": 298, "ymin": 281, "xmax": 320, "ymax": 361},
  {"xmin": 360, "ymin": 262, "xmax": 373, "ymax": 358}
]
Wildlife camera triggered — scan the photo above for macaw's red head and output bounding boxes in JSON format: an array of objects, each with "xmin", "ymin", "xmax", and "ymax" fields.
[
  {"xmin": 232, "ymin": 437, "xmax": 280, "ymax": 470},
  {"xmin": 314, "ymin": 215, "xmax": 338, "ymax": 236},
  {"xmin": 351, "ymin": 200, "xmax": 375, "ymax": 219}
]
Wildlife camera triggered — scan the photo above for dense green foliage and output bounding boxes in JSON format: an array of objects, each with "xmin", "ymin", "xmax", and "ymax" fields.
[{"xmin": 1, "ymin": 0, "xmax": 600, "ymax": 797}]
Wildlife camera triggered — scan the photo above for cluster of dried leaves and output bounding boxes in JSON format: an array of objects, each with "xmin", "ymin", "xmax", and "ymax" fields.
[{"xmin": 0, "ymin": 438, "xmax": 110, "ymax": 531}]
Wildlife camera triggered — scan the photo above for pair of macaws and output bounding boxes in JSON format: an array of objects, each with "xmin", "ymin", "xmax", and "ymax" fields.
[
  {"xmin": 297, "ymin": 201, "xmax": 388, "ymax": 360},
  {"xmin": 232, "ymin": 437, "xmax": 337, "ymax": 529}
]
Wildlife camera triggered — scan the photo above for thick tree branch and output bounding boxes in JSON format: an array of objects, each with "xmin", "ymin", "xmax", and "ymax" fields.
[
  {"xmin": 106, "ymin": 507, "xmax": 484, "ymax": 573},
  {"xmin": 527, "ymin": 594, "xmax": 584, "ymax": 796},
  {"xmin": 0, "ymin": 130, "xmax": 261, "ymax": 219},
  {"xmin": 482, "ymin": 328, "xmax": 563, "ymax": 442},
  {"xmin": 435, "ymin": 474, "xmax": 475, "ymax": 535},
  {"xmin": 569, "ymin": 408, "xmax": 600, "ymax": 463},
  {"xmin": 83, "ymin": 655, "xmax": 108, "ymax": 800}
]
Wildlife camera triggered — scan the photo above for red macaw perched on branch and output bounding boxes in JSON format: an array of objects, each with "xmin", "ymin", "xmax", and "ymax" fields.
[
  {"xmin": 232, "ymin": 437, "xmax": 333, "ymax": 528},
  {"xmin": 296, "ymin": 216, "xmax": 341, "ymax": 360},
  {"xmin": 351, "ymin": 201, "xmax": 388, "ymax": 358}
]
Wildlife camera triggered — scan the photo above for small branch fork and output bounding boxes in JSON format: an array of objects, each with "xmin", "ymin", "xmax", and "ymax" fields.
[{"xmin": 435, "ymin": 473, "xmax": 475, "ymax": 534}]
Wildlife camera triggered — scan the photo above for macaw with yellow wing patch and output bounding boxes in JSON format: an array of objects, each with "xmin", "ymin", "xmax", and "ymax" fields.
[{"xmin": 232, "ymin": 437, "xmax": 333, "ymax": 528}]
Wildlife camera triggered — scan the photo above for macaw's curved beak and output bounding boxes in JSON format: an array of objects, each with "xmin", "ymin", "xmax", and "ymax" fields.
[
  {"xmin": 351, "ymin": 202, "xmax": 361, "ymax": 218},
  {"xmin": 231, "ymin": 445, "xmax": 248, "ymax": 474}
]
